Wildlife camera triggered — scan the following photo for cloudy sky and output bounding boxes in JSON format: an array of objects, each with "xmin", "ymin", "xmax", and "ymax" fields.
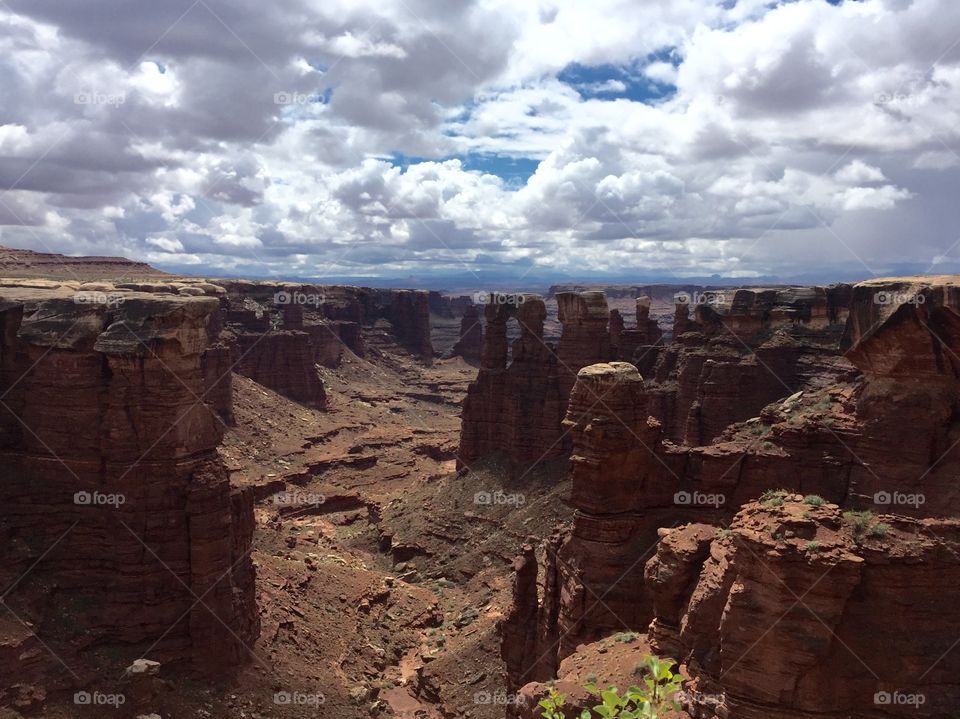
[{"xmin": 0, "ymin": 0, "xmax": 958, "ymax": 286}]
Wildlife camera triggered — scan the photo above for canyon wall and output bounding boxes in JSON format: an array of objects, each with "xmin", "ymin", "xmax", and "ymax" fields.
[
  {"xmin": 648, "ymin": 501, "xmax": 960, "ymax": 718},
  {"xmin": 501, "ymin": 277, "xmax": 960, "ymax": 716},
  {"xmin": 458, "ymin": 292, "xmax": 613, "ymax": 469},
  {"xmin": 0, "ymin": 281, "xmax": 259, "ymax": 701}
]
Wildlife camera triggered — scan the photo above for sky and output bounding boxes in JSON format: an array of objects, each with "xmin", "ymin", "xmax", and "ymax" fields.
[{"xmin": 0, "ymin": 0, "xmax": 959, "ymax": 287}]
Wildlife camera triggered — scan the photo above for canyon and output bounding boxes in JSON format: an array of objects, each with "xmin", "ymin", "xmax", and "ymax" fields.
[{"xmin": 0, "ymin": 247, "xmax": 958, "ymax": 719}]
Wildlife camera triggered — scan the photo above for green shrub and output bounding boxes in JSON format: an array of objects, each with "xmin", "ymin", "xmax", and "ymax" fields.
[
  {"xmin": 803, "ymin": 495, "xmax": 826, "ymax": 506},
  {"xmin": 540, "ymin": 655, "xmax": 682, "ymax": 719},
  {"xmin": 760, "ymin": 488, "xmax": 789, "ymax": 507},
  {"xmin": 843, "ymin": 511, "xmax": 889, "ymax": 542},
  {"xmin": 805, "ymin": 540, "xmax": 821, "ymax": 552},
  {"xmin": 715, "ymin": 528, "xmax": 733, "ymax": 540}
]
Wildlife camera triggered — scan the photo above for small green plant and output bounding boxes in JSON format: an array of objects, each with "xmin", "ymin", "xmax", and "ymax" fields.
[
  {"xmin": 613, "ymin": 631, "xmax": 639, "ymax": 644},
  {"xmin": 813, "ymin": 396, "xmax": 835, "ymax": 411},
  {"xmin": 539, "ymin": 688, "xmax": 571, "ymax": 719},
  {"xmin": 760, "ymin": 488, "xmax": 789, "ymax": 507},
  {"xmin": 844, "ymin": 510, "xmax": 889, "ymax": 543},
  {"xmin": 803, "ymin": 495, "xmax": 826, "ymax": 507},
  {"xmin": 715, "ymin": 527, "xmax": 733, "ymax": 540},
  {"xmin": 541, "ymin": 656, "xmax": 682, "ymax": 719},
  {"xmin": 805, "ymin": 540, "xmax": 821, "ymax": 552},
  {"xmin": 585, "ymin": 673, "xmax": 598, "ymax": 684}
]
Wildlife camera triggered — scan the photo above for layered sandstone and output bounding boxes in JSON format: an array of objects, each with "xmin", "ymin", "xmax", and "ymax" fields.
[
  {"xmin": 618, "ymin": 296, "xmax": 664, "ymax": 375},
  {"xmin": 502, "ymin": 277, "xmax": 960, "ymax": 713},
  {"xmin": 458, "ymin": 292, "xmax": 613, "ymax": 469},
  {"xmin": 648, "ymin": 500, "xmax": 960, "ymax": 718},
  {"xmin": 452, "ymin": 303, "xmax": 483, "ymax": 361},
  {"xmin": 649, "ymin": 285, "xmax": 854, "ymax": 445},
  {"xmin": 0, "ymin": 281, "xmax": 258, "ymax": 697}
]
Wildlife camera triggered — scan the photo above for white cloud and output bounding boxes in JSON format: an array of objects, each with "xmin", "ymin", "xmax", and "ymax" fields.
[{"xmin": 0, "ymin": 0, "xmax": 955, "ymax": 282}]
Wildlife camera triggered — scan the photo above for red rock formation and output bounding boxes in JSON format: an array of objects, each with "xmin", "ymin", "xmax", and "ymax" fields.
[
  {"xmin": 648, "ymin": 500, "xmax": 960, "ymax": 718},
  {"xmin": 502, "ymin": 277, "xmax": 960, "ymax": 712},
  {"xmin": 618, "ymin": 296, "xmax": 663, "ymax": 374},
  {"xmin": 452, "ymin": 304, "xmax": 483, "ymax": 361},
  {"xmin": 379, "ymin": 289, "xmax": 434, "ymax": 360},
  {"xmin": 556, "ymin": 291, "xmax": 610, "ymax": 397},
  {"xmin": 458, "ymin": 292, "xmax": 613, "ymax": 469},
  {"xmin": 458, "ymin": 294, "xmax": 565, "ymax": 468},
  {"xmin": 233, "ymin": 330, "xmax": 327, "ymax": 409},
  {"xmin": 0, "ymin": 281, "xmax": 258, "ymax": 697},
  {"xmin": 648, "ymin": 286, "xmax": 853, "ymax": 445}
]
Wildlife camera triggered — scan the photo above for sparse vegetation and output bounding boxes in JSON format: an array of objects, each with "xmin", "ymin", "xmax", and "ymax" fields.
[
  {"xmin": 803, "ymin": 494, "xmax": 826, "ymax": 506},
  {"xmin": 540, "ymin": 655, "xmax": 682, "ymax": 719},
  {"xmin": 716, "ymin": 527, "xmax": 733, "ymax": 540},
  {"xmin": 812, "ymin": 396, "xmax": 835, "ymax": 411},
  {"xmin": 613, "ymin": 631, "xmax": 639, "ymax": 644},
  {"xmin": 843, "ymin": 510, "xmax": 890, "ymax": 542},
  {"xmin": 806, "ymin": 540, "xmax": 821, "ymax": 552},
  {"xmin": 760, "ymin": 488, "xmax": 790, "ymax": 507}
]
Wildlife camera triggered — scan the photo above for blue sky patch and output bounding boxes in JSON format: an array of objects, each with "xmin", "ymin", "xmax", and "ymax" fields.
[{"xmin": 558, "ymin": 53, "xmax": 678, "ymax": 104}]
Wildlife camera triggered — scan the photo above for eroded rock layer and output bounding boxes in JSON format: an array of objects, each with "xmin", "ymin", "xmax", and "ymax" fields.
[
  {"xmin": 648, "ymin": 500, "xmax": 960, "ymax": 718},
  {"xmin": 0, "ymin": 281, "xmax": 259, "ymax": 698},
  {"xmin": 502, "ymin": 277, "xmax": 960, "ymax": 717},
  {"xmin": 458, "ymin": 292, "xmax": 613, "ymax": 469}
]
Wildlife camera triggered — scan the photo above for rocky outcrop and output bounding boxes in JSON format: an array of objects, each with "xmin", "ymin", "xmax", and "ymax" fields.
[
  {"xmin": 378, "ymin": 289, "xmax": 434, "ymax": 360},
  {"xmin": 502, "ymin": 277, "xmax": 960, "ymax": 714},
  {"xmin": 0, "ymin": 281, "xmax": 259, "ymax": 697},
  {"xmin": 458, "ymin": 294, "xmax": 565, "ymax": 468},
  {"xmin": 618, "ymin": 296, "xmax": 664, "ymax": 375},
  {"xmin": 458, "ymin": 292, "xmax": 612, "ymax": 469},
  {"xmin": 649, "ymin": 286, "xmax": 854, "ymax": 445},
  {"xmin": 452, "ymin": 304, "xmax": 483, "ymax": 361},
  {"xmin": 648, "ymin": 500, "xmax": 960, "ymax": 718},
  {"xmin": 234, "ymin": 330, "xmax": 327, "ymax": 408}
]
